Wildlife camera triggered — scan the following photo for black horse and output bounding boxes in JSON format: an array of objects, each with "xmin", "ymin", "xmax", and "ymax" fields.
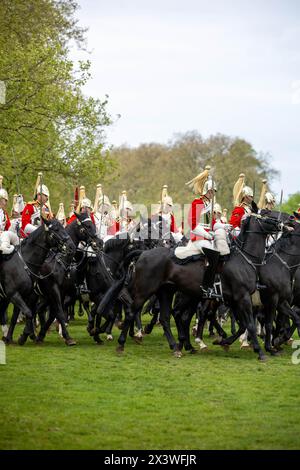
[
  {"xmin": 85, "ymin": 235, "xmax": 143, "ymax": 344},
  {"xmin": 258, "ymin": 215, "xmax": 300, "ymax": 351},
  {"xmin": 3, "ymin": 212, "xmax": 99, "ymax": 345},
  {"xmin": 0, "ymin": 219, "xmax": 73, "ymax": 344},
  {"xmin": 97, "ymin": 241, "xmax": 220, "ymax": 355},
  {"xmin": 212, "ymin": 213, "xmax": 284, "ymax": 360}
]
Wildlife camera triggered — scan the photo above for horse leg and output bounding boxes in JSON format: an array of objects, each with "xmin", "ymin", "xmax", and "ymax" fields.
[
  {"xmin": 274, "ymin": 301, "xmax": 300, "ymax": 347},
  {"xmin": 9, "ymin": 293, "xmax": 35, "ymax": 346},
  {"xmin": 262, "ymin": 299, "xmax": 280, "ymax": 355},
  {"xmin": 230, "ymin": 311, "xmax": 237, "ymax": 335},
  {"xmin": 143, "ymin": 310, "xmax": 159, "ymax": 335},
  {"xmin": 93, "ymin": 305, "xmax": 104, "ymax": 345},
  {"xmin": 195, "ymin": 300, "xmax": 211, "ymax": 350},
  {"xmin": 133, "ymin": 308, "xmax": 143, "ymax": 342},
  {"xmin": 180, "ymin": 304, "xmax": 198, "ymax": 353},
  {"xmin": 117, "ymin": 304, "xmax": 136, "ymax": 352},
  {"xmin": 240, "ymin": 297, "xmax": 266, "ymax": 361},
  {"xmin": 2, "ymin": 301, "xmax": 17, "ymax": 344},
  {"xmin": 157, "ymin": 288, "xmax": 180, "ymax": 355}
]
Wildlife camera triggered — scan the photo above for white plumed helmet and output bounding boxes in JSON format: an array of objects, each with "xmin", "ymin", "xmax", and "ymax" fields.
[
  {"xmin": 241, "ymin": 186, "xmax": 253, "ymax": 198},
  {"xmin": 203, "ymin": 178, "xmax": 217, "ymax": 195},
  {"xmin": 213, "ymin": 202, "xmax": 222, "ymax": 214},
  {"xmin": 265, "ymin": 192, "xmax": 275, "ymax": 204},
  {"xmin": 81, "ymin": 197, "xmax": 92, "ymax": 209},
  {"xmin": 0, "ymin": 188, "xmax": 8, "ymax": 201},
  {"xmin": 36, "ymin": 184, "xmax": 50, "ymax": 198},
  {"xmin": 163, "ymin": 195, "xmax": 173, "ymax": 207}
]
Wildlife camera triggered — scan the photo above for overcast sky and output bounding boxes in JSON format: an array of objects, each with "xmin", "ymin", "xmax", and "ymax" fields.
[{"xmin": 75, "ymin": 0, "xmax": 300, "ymax": 199}]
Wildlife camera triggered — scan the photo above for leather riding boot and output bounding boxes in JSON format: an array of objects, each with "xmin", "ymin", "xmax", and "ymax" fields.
[{"xmin": 201, "ymin": 248, "xmax": 221, "ymax": 299}]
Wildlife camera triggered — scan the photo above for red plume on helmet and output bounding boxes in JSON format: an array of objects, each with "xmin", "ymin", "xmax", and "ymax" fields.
[{"xmin": 74, "ymin": 186, "xmax": 79, "ymax": 207}]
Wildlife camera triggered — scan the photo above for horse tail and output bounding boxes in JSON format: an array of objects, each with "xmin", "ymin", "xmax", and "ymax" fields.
[
  {"xmin": 97, "ymin": 275, "xmax": 127, "ymax": 317},
  {"xmin": 97, "ymin": 250, "xmax": 143, "ymax": 317}
]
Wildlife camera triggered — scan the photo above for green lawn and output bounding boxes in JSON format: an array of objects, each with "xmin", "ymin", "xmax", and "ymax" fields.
[{"xmin": 1, "ymin": 315, "xmax": 300, "ymax": 450}]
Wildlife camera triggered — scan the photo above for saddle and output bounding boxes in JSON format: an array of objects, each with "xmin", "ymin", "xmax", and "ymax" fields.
[{"xmin": 171, "ymin": 241, "xmax": 206, "ymax": 265}]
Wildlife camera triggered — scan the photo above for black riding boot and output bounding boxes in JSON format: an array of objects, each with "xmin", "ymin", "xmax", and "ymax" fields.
[{"xmin": 201, "ymin": 248, "xmax": 221, "ymax": 299}]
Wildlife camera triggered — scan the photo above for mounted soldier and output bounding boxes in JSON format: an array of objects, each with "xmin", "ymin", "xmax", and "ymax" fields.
[
  {"xmin": 67, "ymin": 186, "xmax": 96, "ymax": 225},
  {"xmin": 151, "ymin": 185, "xmax": 183, "ymax": 243},
  {"xmin": 21, "ymin": 172, "xmax": 53, "ymax": 237},
  {"xmin": 118, "ymin": 190, "xmax": 136, "ymax": 234},
  {"xmin": 184, "ymin": 166, "xmax": 229, "ymax": 298},
  {"xmin": 186, "ymin": 165, "xmax": 217, "ymax": 241},
  {"xmin": 10, "ymin": 194, "xmax": 25, "ymax": 235},
  {"xmin": 93, "ymin": 184, "xmax": 119, "ymax": 240},
  {"xmin": 258, "ymin": 179, "xmax": 276, "ymax": 212},
  {"xmin": 229, "ymin": 173, "xmax": 258, "ymax": 234},
  {"xmin": 56, "ymin": 202, "xmax": 66, "ymax": 227},
  {"xmin": 0, "ymin": 176, "xmax": 20, "ymax": 254}
]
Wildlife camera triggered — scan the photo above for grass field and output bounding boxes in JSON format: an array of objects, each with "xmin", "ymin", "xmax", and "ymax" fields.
[{"xmin": 1, "ymin": 315, "xmax": 300, "ymax": 450}]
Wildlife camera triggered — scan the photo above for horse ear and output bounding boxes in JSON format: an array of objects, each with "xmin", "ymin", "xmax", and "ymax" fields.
[
  {"xmin": 42, "ymin": 216, "xmax": 51, "ymax": 225},
  {"xmin": 74, "ymin": 212, "xmax": 82, "ymax": 225}
]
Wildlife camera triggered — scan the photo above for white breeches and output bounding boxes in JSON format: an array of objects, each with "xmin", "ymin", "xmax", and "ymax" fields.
[{"xmin": 0, "ymin": 231, "xmax": 20, "ymax": 254}]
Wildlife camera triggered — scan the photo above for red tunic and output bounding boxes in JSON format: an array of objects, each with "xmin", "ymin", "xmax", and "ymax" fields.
[
  {"xmin": 67, "ymin": 212, "xmax": 96, "ymax": 226},
  {"xmin": 21, "ymin": 202, "xmax": 52, "ymax": 237},
  {"xmin": 229, "ymin": 205, "xmax": 251, "ymax": 228},
  {"xmin": 107, "ymin": 221, "xmax": 120, "ymax": 235},
  {"xmin": 0, "ymin": 209, "xmax": 11, "ymax": 231},
  {"xmin": 188, "ymin": 197, "xmax": 216, "ymax": 241}
]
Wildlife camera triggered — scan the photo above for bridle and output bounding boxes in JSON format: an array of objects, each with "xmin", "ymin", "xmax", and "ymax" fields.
[
  {"xmin": 233, "ymin": 215, "xmax": 283, "ymax": 270},
  {"xmin": 17, "ymin": 223, "xmax": 72, "ymax": 280}
]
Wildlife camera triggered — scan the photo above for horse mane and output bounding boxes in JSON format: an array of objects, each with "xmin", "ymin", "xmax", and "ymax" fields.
[
  {"xmin": 236, "ymin": 214, "xmax": 251, "ymax": 242},
  {"xmin": 21, "ymin": 225, "xmax": 44, "ymax": 247},
  {"xmin": 104, "ymin": 236, "xmax": 130, "ymax": 253}
]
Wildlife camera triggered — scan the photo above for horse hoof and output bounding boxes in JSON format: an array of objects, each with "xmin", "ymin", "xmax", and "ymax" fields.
[
  {"xmin": 189, "ymin": 348, "xmax": 198, "ymax": 354},
  {"xmin": 133, "ymin": 336, "xmax": 143, "ymax": 345},
  {"xmin": 259, "ymin": 355, "xmax": 268, "ymax": 362},
  {"xmin": 65, "ymin": 338, "xmax": 77, "ymax": 346},
  {"xmin": 240, "ymin": 342, "xmax": 251, "ymax": 350},
  {"xmin": 17, "ymin": 335, "xmax": 27, "ymax": 346},
  {"xmin": 212, "ymin": 337, "xmax": 223, "ymax": 346},
  {"xmin": 106, "ymin": 334, "xmax": 113, "ymax": 341},
  {"xmin": 173, "ymin": 350, "xmax": 182, "ymax": 358},
  {"xmin": 286, "ymin": 339, "xmax": 294, "ymax": 346},
  {"xmin": 270, "ymin": 350, "xmax": 281, "ymax": 357},
  {"xmin": 94, "ymin": 337, "xmax": 104, "ymax": 345},
  {"xmin": 2, "ymin": 336, "xmax": 12, "ymax": 345},
  {"xmin": 116, "ymin": 345, "xmax": 124, "ymax": 353}
]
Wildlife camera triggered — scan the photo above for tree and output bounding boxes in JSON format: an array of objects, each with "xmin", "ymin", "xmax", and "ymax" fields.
[
  {"xmin": 107, "ymin": 131, "xmax": 279, "ymax": 214},
  {"xmin": 281, "ymin": 192, "xmax": 300, "ymax": 215},
  {"xmin": 0, "ymin": 0, "xmax": 113, "ymax": 211}
]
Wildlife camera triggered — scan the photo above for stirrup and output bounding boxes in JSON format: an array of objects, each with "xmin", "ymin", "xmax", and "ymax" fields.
[
  {"xmin": 200, "ymin": 286, "xmax": 223, "ymax": 300},
  {"xmin": 256, "ymin": 283, "xmax": 267, "ymax": 290}
]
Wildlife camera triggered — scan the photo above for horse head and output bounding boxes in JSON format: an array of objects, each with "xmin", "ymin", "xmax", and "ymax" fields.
[
  {"xmin": 43, "ymin": 218, "xmax": 75, "ymax": 256},
  {"xmin": 69, "ymin": 212, "xmax": 101, "ymax": 251}
]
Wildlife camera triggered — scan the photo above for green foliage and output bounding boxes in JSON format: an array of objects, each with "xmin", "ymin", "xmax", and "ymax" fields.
[
  {"xmin": 281, "ymin": 192, "xmax": 300, "ymax": 215},
  {"xmin": 1, "ymin": 317, "xmax": 299, "ymax": 449},
  {"xmin": 108, "ymin": 131, "xmax": 279, "ymax": 213},
  {"xmin": 0, "ymin": 0, "xmax": 113, "ymax": 211}
]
